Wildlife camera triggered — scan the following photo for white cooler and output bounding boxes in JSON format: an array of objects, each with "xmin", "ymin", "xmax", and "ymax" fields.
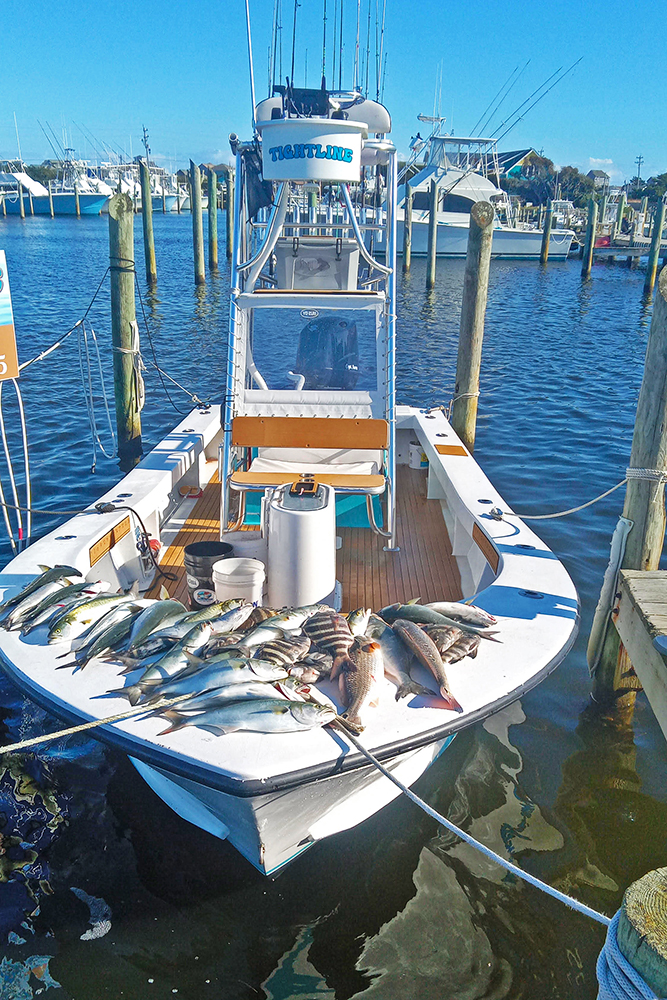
[{"xmin": 267, "ymin": 482, "xmax": 336, "ymax": 608}]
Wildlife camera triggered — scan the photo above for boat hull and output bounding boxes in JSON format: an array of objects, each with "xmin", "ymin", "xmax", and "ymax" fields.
[
  {"xmin": 131, "ymin": 735, "xmax": 455, "ymax": 874},
  {"xmin": 397, "ymin": 219, "xmax": 574, "ymax": 259},
  {"xmin": 2, "ymin": 192, "xmax": 109, "ymax": 216}
]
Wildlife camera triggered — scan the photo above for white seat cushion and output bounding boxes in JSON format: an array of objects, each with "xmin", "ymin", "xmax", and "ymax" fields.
[{"xmin": 250, "ymin": 447, "xmax": 383, "ymax": 477}]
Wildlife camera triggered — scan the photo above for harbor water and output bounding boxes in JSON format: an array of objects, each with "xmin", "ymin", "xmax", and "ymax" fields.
[{"xmin": 0, "ymin": 212, "xmax": 666, "ymax": 999}]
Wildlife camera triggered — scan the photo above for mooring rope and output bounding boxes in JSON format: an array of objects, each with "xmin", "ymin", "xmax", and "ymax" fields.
[
  {"xmin": 334, "ymin": 723, "xmax": 611, "ymax": 927},
  {"xmin": 596, "ymin": 912, "xmax": 660, "ymax": 1000},
  {"xmin": 498, "ymin": 468, "xmax": 667, "ymax": 521}
]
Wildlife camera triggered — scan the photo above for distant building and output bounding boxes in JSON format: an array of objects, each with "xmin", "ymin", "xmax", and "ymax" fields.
[{"xmin": 587, "ymin": 169, "xmax": 610, "ymax": 192}]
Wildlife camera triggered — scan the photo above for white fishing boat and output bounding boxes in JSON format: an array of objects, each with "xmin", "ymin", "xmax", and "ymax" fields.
[
  {"xmin": 399, "ymin": 122, "xmax": 575, "ymax": 259},
  {"xmin": 0, "ymin": 82, "xmax": 579, "ymax": 875}
]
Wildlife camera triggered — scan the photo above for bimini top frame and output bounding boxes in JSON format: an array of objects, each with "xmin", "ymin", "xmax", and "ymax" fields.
[{"xmin": 221, "ymin": 113, "xmax": 398, "ymax": 547}]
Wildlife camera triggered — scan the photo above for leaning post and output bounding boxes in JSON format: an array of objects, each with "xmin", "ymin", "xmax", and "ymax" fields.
[
  {"xmin": 402, "ymin": 182, "xmax": 413, "ymax": 271},
  {"xmin": 451, "ymin": 202, "xmax": 495, "ymax": 452},
  {"xmin": 139, "ymin": 159, "xmax": 157, "ymax": 284},
  {"xmin": 581, "ymin": 199, "xmax": 598, "ymax": 278},
  {"xmin": 226, "ymin": 169, "xmax": 235, "ymax": 259},
  {"xmin": 540, "ymin": 199, "xmax": 553, "ymax": 264},
  {"xmin": 591, "ymin": 267, "xmax": 667, "ymax": 702},
  {"xmin": 426, "ymin": 179, "xmax": 438, "ymax": 290},
  {"xmin": 208, "ymin": 168, "xmax": 219, "ymax": 271},
  {"xmin": 108, "ymin": 193, "xmax": 142, "ymax": 471},
  {"xmin": 190, "ymin": 160, "xmax": 206, "ymax": 285},
  {"xmin": 644, "ymin": 197, "xmax": 666, "ymax": 296}
]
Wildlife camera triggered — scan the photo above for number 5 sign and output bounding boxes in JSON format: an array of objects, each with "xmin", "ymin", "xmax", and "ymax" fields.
[{"xmin": 0, "ymin": 251, "xmax": 20, "ymax": 381}]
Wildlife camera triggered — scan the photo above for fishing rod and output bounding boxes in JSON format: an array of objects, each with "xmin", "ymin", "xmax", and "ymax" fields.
[
  {"xmin": 321, "ymin": 0, "xmax": 327, "ymax": 87},
  {"xmin": 290, "ymin": 0, "xmax": 299, "ymax": 90},
  {"xmin": 376, "ymin": 0, "xmax": 386, "ymax": 101},
  {"xmin": 338, "ymin": 0, "xmax": 344, "ymax": 91},
  {"xmin": 480, "ymin": 59, "xmax": 531, "ymax": 136},
  {"xmin": 245, "ymin": 0, "xmax": 257, "ymax": 129},
  {"xmin": 471, "ymin": 65, "xmax": 519, "ymax": 136},
  {"xmin": 43, "ymin": 120, "xmax": 66, "ymax": 160},
  {"xmin": 494, "ymin": 56, "xmax": 583, "ymax": 145},
  {"xmin": 486, "ymin": 65, "xmax": 563, "ymax": 140},
  {"xmin": 37, "ymin": 120, "xmax": 64, "ymax": 164}
]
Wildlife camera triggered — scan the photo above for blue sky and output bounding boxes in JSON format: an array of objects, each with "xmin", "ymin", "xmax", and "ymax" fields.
[{"xmin": 2, "ymin": 0, "xmax": 665, "ymax": 183}]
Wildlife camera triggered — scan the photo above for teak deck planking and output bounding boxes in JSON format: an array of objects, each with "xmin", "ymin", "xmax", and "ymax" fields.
[{"xmin": 147, "ymin": 465, "xmax": 462, "ymax": 609}]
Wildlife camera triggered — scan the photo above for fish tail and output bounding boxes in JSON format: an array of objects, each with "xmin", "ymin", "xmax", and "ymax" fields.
[
  {"xmin": 157, "ymin": 713, "xmax": 187, "ymax": 735},
  {"xmin": 331, "ymin": 653, "xmax": 354, "ymax": 680},
  {"xmin": 479, "ymin": 631, "xmax": 502, "ymax": 642},
  {"xmin": 439, "ymin": 686, "xmax": 463, "ymax": 713},
  {"xmin": 395, "ymin": 680, "xmax": 437, "ymax": 701},
  {"xmin": 55, "ymin": 660, "xmax": 78, "ymax": 670},
  {"xmin": 341, "ymin": 712, "xmax": 365, "ymax": 733},
  {"xmin": 106, "ymin": 685, "xmax": 141, "ymax": 705}
]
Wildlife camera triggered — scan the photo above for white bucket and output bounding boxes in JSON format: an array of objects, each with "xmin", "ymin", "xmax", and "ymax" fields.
[
  {"xmin": 221, "ymin": 530, "xmax": 268, "ymax": 564},
  {"xmin": 212, "ymin": 557, "xmax": 266, "ymax": 605},
  {"xmin": 408, "ymin": 441, "xmax": 428, "ymax": 470}
]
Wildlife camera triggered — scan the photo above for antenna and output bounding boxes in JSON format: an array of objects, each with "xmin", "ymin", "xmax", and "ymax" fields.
[
  {"xmin": 338, "ymin": 0, "xmax": 344, "ymax": 90},
  {"xmin": 376, "ymin": 0, "xmax": 386, "ymax": 101},
  {"xmin": 321, "ymin": 0, "xmax": 327, "ymax": 87},
  {"xmin": 290, "ymin": 0, "xmax": 300, "ymax": 87},
  {"xmin": 354, "ymin": 0, "xmax": 361, "ymax": 91},
  {"xmin": 13, "ymin": 113, "xmax": 22, "ymax": 162},
  {"xmin": 245, "ymin": 0, "xmax": 258, "ymax": 127},
  {"xmin": 364, "ymin": 0, "xmax": 371, "ymax": 96}
]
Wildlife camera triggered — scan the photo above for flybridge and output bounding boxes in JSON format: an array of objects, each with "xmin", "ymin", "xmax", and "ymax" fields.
[{"xmin": 267, "ymin": 143, "xmax": 354, "ymax": 164}]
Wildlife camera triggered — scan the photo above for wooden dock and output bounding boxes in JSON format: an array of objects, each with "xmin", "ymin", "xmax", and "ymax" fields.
[{"xmin": 613, "ymin": 569, "xmax": 667, "ymax": 740}]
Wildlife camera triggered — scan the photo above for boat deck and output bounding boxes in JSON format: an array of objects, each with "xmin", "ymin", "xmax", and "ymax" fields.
[{"xmin": 148, "ymin": 465, "xmax": 462, "ymax": 610}]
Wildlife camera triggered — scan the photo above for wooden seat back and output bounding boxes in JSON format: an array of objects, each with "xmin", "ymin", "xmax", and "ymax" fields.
[{"xmin": 231, "ymin": 416, "xmax": 389, "ymax": 451}]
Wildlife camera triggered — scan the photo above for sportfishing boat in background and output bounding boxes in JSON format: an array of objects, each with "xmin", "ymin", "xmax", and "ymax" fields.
[
  {"xmin": 398, "ymin": 118, "xmax": 575, "ymax": 259},
  {"xmin": 0, "ymin": 73, "xmax": 579, "ymax": 874},
  {"xmin": 0, "ymin": 158, "xmax": 110, "ymax": 216}
]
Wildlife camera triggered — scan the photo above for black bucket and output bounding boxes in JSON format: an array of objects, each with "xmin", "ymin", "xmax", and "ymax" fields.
[{"xmin": 183, "ymin": 540, "xmax": 234, "ymax": 609}]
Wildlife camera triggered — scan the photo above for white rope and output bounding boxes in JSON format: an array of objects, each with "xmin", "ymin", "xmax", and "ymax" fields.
[
  {"xmin": 596, "ymin": 911, "xmax": 660, "ymax": 999},
  {"xmin": 335, "ymin": 724, "xmax": 611, "ymax": 927},
  {"xmin": 501, "ymin": 479, "xmax": 628, "ymax": 520},
  {"xmin": 78, "ymin": 321, "xmax": 116, "ymax": 471}
]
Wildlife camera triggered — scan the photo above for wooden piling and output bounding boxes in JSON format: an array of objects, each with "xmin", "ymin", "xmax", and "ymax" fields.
[
  {"xmin": 1, "ymin": 196, "xmax": 5, "ymax": 217},
  {"xmin": 17, "ymin": 181, "xmax": 25, "ymax": 220},
  {"xmin": 592, "ymin": 267, "xmax": 667, "ymax": 702},
  {"xmin": 48, "ymin": 181, "xmax": 54, "ymax": 219},
  {"xmin": 74, "ymin": 181, "xmax": 80, "ymax": 218},
  {"xmin": 614, "ymin": 191, "xmax": 626, "ymax": 238},
  {"xmin": 176, "ymin": 185, "xmax": 182, "ymax": 214},
  {"xmin": 162, "ymin": 188, "xmax": 166, "ymax": 214},
  {"xmin": 226, "ymin": 170, "xmax": 235, "ymax": 259},
  {"xmin": 139, "ymin": 160, "xmax": 157, "ymax": 285},
  {"xmin": 28, "ymin": 189, "xmax": 34, "ymax": 216},
  {"xmin": 598, "ymin": 194, "xmax": 608, "ymax": 233},
  {"xmin": 581, "ymin": 199, "xmax": 598, "ymax": 278},
  {"xmin": 426, "ymin": 179, "xmax": 438, "ymax": 290},
  {"xmin": 615, "ymin": 868, "xmax": 667, "ymax": 998},
  {"xmin": 190, "ymin": 160, "xmax": 205, "ymax": 285},
  {"xmin": 451, "ymin": 201, "xmax": 495, "ymax": 452},
  {"xmin": 644, "ymin": 199, "xmax": 666, "ymax": 296},
  {"xmin": 108, "ymin": 193, "xmax": 142, "ymax": 471},
  {"xmin": 540, "ymin": 199, "xmax": 553, "ymax": 264},
  {"xmin": 208, "ymin": 168, "xmax": 218, "ymax": 271},
  {"xmin": 402, "ymin": 183, "xmax": 413, "ymax": 271}
]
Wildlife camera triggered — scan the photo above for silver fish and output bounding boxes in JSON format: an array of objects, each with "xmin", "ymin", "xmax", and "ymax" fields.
[
  {"xmin": 60, "ymin": 609, "xmax": 142, "ymax": 670},
  {"xmin": 2, "ymin": 581, "xmax": 74, "ymax": 630},
  {"xmin": 140, "ymin": 658, "xmax": 287, "ymax": 706},
  {"xmin": 423, "ymin": 601, "xmax": 497, "ymax": 627},
  {"xmin": 347, "ymin": 608, "xmax": 372, "ymax": 636},
  {"xmin": 380, "ymin": 603, "xmax": 500, "ymax": 640},
  {"xmin": 47, "ymin": 588, "xmax": 140, "ymax": 644},
  {"xmin": 125, "ymin": 600, "xmax": 188, "ymax": 650},
  {"xmin": 125, "ymin": 623, "xmax": 213, "ymax": 690},
  {"xmin": 366, "ymin": 614, "xmax": 435, "ymax": 700},
  {"xmin": 0, "ymin": 565, "xmax": 81, "ymax": 614},
  {"xmin": 158, "ymin": 698, "xmax": 335, "ymax": 736},
  {"xmin": 159, "ymin": 680, "xmax": 288, "ymax": 716},
  {"xmin": 392, "ymin": 619, "xmax": 462, "ymax": 713},
  {"xmin": 19, "ymin": 582, "xmax": 110, "ymax": 633}
]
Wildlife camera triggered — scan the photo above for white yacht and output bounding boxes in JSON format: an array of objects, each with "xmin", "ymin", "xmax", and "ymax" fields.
[{"xmin": 399, "ymin": 123, "xmax": 575, "ymax": 259}]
